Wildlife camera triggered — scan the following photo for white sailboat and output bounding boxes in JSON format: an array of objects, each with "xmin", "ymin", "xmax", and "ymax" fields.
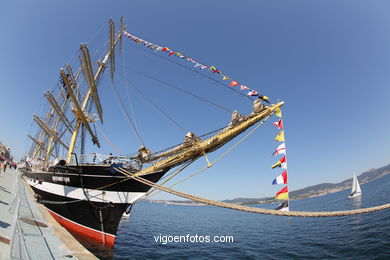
[{"xmin": 348, "ymin": 173, "xmax": 362, "ymax": 199}]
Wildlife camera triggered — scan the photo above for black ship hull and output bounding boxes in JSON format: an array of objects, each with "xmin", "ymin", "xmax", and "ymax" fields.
[{"xmin": 23, "ymin": 164, "xmax": 168, "ymax": 247}]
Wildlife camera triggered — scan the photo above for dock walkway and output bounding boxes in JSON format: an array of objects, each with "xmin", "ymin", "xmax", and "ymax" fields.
[{"xmin": 0, "ymin": 167, "xmax": 97, "ymax": 260}]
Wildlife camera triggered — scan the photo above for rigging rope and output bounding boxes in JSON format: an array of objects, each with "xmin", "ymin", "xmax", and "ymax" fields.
[
  {"xmin": 125, "ymin": 42, "xmax": 252, "ymax": 101},
  {"xmin": 146, "ymin": 157, "xmax": 199, "ymax": 197},
  {"xmin": 124, "ymin": 66, "xmax": 233, "ymax": 113},
  {"xmin": 116, "ymin": 167, "xmax": 390, "ymax": 218},
  {"xmin": 115, "ymin": 70, "xmax": 187, "ymax": 133},
  {"xmin": 128, "ymin": 80, "xmax": 187, "ymax": 133},
  {"xmin": 93, "ymin": 122, "xmax": 122, "ymax": 154},
  {"xmin": 121, "ymin": 44, "xmax": 142, "ymax": 139},
  {"xmin": 147, "ymin": 115, "xmax": 272, "ymax": 198},
  {"xmin": 110, "ymin": 79, "xmax": 145, "ymax": 146},
  {"xmin": 130, "ymin": 78, "xmax": 188, "ymax": 132}
]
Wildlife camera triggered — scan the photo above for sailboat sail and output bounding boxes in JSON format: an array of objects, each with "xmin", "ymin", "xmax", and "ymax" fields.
[
  {"xmin": 355, "ymin": 175, "xmax": 362, "ymax": 194},
  {"xmin": 349, "ymin": 173, "xmax": 362, "ymax": 198}
]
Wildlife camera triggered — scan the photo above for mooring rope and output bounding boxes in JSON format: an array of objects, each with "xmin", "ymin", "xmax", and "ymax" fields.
[{"xmin": 115, "ymin": 167, "xmax": 390, "ymax": 217}]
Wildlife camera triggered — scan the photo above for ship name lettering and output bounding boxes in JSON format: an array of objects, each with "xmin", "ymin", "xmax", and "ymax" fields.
[{"xmin": 52, "ymin": 176, "xmax": 71, "ymax": 183}]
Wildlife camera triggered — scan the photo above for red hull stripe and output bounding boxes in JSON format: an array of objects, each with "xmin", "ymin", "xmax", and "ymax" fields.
[{"xmin": 46, "ymin": 208, "xmax": 116, "ymax": 247}]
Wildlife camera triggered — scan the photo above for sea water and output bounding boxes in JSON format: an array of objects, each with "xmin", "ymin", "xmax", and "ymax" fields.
[{"xmin": 94, "ymin": 174, "xmax": 390, "ymax": 259}]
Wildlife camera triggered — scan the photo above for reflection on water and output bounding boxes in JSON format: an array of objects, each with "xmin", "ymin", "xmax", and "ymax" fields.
[
  {"xmin": 352, "ymin": 195, "xmax": 362, "ymax": 208},
  {"xmin": 69, "ymin": 231, "xmax": 114, "ymax": 259},
  {"xmin": 351, "ymin": 196, "xmax": 363, "ymax": 227}
]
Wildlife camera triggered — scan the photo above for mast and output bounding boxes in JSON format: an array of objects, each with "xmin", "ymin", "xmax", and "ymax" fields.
[
  {"xmin": 44, "ymin": 93, "xmax": 70, "ymax": 163},
  {"xmin": 31, "ymin": 95, "xmax": 60, "ymax": 161},
  {"xmin": 28, "ymin": 135, "xmax": 55, "ymax": 158},
  {"xmin": 33, "ymin": 115, "xmax": 69, "ymax": 151},
  {"xmin": 66, "ymin": 17, "xmax": 125, "ymax": 163},
  {"xmin": 43, "ymin": 69, "xmax": 86, "ymax": 164},
  {"xmin": 45, "ymin": 91, "xmax": 74, "ymax": 134}
]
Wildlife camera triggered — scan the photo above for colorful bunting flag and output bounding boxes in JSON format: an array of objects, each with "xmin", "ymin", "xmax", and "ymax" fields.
[
  {"xmin": 270, "ymin": 105, "xmax": 289, "ymax": 207},
  {"xmin": 275, "ymin": 186, "xmax": 289, "ymax": 200},
  {"xmin": 273, "ymin": 119, "xmax": 283, "ymax": 130},
  {"xmin": 229, "ymin": 81, "xmax": 239, "ymax": 87},
  {"xmin": 275, "ymin": 107, "xmax": 282, "ymax": 118},
  {"xmin": 123, "ymin": 31, "xmax": 265, "ymax": 101},
  {"xmin": 248, "ymin": 90, "xmax": 258, "ymax": 96},
  {"xmin": 272, "ymin": 171, "xmax": 288, "ymax": 185},
  {"xmin": 275, "ymin": 200, "xmax": 289, "ymax": 211},
  {"xmin": 272, "ymin": 156, "xmax": 287, "ymax": 169},
  {"xmin": 259, "ymin": 95, "xmax": 269, "ymax": 104},
  {"xmin": 273, "ymin": 143, "xmax": 286, "ymax": 156},
  {"xmin": 275, "ymin": 131, "xmax": 285, "ymax": 142}
]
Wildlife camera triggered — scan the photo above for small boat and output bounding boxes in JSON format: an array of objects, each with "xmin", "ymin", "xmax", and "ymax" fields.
[
  {"xmin": 348, "ymin": 173, "xmax": 362, "ymax": 199},
  {"xmin": 275, "ymin": 200, "xmax": 289, "ymax": 211}
]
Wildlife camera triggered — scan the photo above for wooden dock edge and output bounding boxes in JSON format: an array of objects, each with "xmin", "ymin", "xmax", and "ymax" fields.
[{"xmin": 22, "ymin": 178, "xmax": 98, "ymax": 260}]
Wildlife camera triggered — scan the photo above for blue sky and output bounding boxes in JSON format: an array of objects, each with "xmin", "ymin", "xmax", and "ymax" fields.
[{"xmin": 1, "ymin": 0, "xmax": 390, "ymax": 200}]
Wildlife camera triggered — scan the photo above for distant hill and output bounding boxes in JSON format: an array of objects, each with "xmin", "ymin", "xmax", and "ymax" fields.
[
  {"xmin": 223, "ymin": 163, "xmax": 390, "ymax": 205},
  {"xmin": 149, "ymin": 164, "xmax": 390, "ymax": 206}
]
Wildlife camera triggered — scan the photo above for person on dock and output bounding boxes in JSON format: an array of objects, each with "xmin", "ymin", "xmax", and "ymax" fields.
[
  {"xmin": 11, "ymin": 160, "xmax": 17, "ymax": 170},
  {"xmin": 3, "ymin": 160, "xmax": 7, "ymax": 172},
  {"xmin": 0, "ymin": 155, "xmax": 3, "ymax": 169}
]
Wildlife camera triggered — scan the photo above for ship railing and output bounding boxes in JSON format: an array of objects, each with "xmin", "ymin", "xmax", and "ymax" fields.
[
  {"xmin": 57, "ymin": 152, "xmax": 177, "ymax": 173},
  {"xmin": 47, "ymin": 126, "xmax": 228, "ymax": 172},
  {"xmin": 147, "ymin": 125, "xmax": 227, "ymax": 160},
  {"xmin": 28, "ymin": 158, "xmax": 46, "ymax": 170},
  {"xmin": 63, "ymin": 153, "xmax": 118, "ymax": 165}
]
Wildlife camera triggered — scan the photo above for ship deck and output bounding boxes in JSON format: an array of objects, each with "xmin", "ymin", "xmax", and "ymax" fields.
[{"xmin": 0, "ymin": 167, "xmax": 97, "ymax": 260}]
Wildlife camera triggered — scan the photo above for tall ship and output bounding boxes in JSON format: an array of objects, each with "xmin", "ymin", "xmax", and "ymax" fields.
[{"xmin": 22, "ymin": 18, "xmax": 283, "ymax": 250}]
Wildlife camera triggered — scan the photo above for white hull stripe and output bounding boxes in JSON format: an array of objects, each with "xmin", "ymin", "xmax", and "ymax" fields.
[
  {"xmin": 46, "ymin": 208, "xmax": 116, "ymax": 237},
  {"xmin": 25, "ymin": 177, "xmax": 146, "ymax": 204}
]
